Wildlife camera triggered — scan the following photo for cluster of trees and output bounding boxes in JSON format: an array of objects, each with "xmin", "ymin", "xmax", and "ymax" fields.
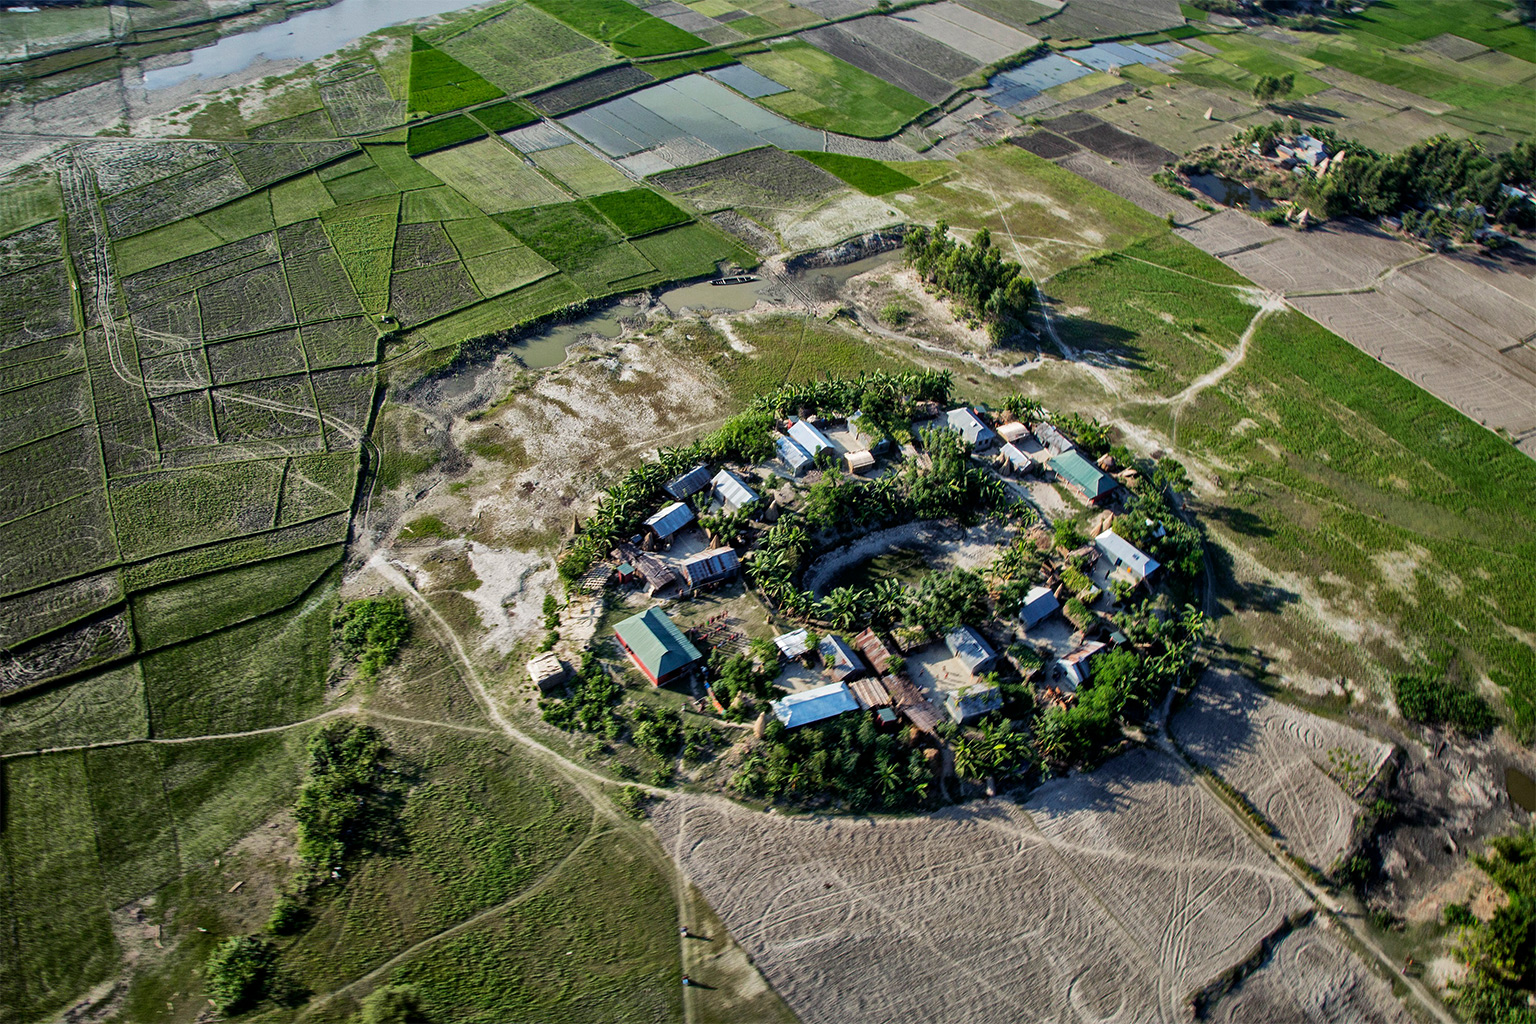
[
  {"xmin": 1035, "ymin": 603, "xmax": 1207, "ymax": 766},
  {"xmin": 949, "ymin": 716, "xmax": 1034, "ymax": 783},
  {"xmin": 1051, "ymin": 412, "xmax": 1111, "ymax": 457},
  {"xmin": 205, "ymin": 936, "xmax": 285, "ymax": 1015},
  {"xmin": 540, "ymin": 651, "xmax": 624, "ymax": 737},
  {"xmin": 334, "ymin": 597, "xmax": 410, "ymax": 679},
  {"xmin": 1448, "ymin": 828, "xmax": 1535, "ymax": 1024},
  {"xmin": 707, "ymin": 651, "xmax": 780, "ymax": 717},
  {"xmin": 1392, "ymin": 667, "xmax": 1498, "ymax": 735},
  {"xmin": 560, "ymin": 371, "xmax": 953, "ymax": 580},
  {"xmin": 1251, "ymin": 72, "xmax": 1295, "ymax": 105},
  {"xmin": 904, "ymin": 223, "xmax": 1035, "ymax": 343},
  {"xmin": 733, "ymin": 714, "xmax": 936, "ymax": 812},
  {"xmin": 1242, "ymin": 123, "xmax": 1536, "ymax": 230}
]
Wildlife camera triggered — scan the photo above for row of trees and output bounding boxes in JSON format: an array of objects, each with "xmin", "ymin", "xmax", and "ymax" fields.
[{"xmin": 904, "ymin": 223, "xmax": 1035, "ymax": 343}]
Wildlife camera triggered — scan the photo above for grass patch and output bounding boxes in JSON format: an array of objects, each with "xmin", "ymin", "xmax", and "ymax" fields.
[
  {"xmin": 0, "ymin": 172, "xmax": 61, "ymax": 236},
  {"xmin": 417, "ymin": 137, "xmax": 571, "ymax": 214},
  {"xmin": 528, "ymin": 143, "xmax": 634, "ymax": 197},
  {"xmin": 402, "ymin": 273, "xmax": 587, "ymax": 353},
  {"xmin": 790, "ymin": 150, "xmax": 918, "ymax": 195},
  {"xmin": 0, "ymin": 752, "xmax": 116, "ymax": 1023},
  {"xmin": 588, "ymin": 187, "xmax": 691, "ymax": 237},
  {"xmin": 464, "ymin": 245, "xmax": 556, "ymax": 296},
  {"xmin": 526, "ymin": 0, "xmax": 706, "ymax": 57},
  {"xmin": 197, "ymin": 191, "xmax": 275, "ymax": 243},
  {"xmin": 496, "ymin": 199, "xmax": 623, "ymax": 268},
  {"xmin": 686, "ymin": 314, "xmax": 902, "ymax": 401},
  {"xmin": 141, "ymin": 570, "xmax": 336, "ymax": 739},
  {"xmin": 740, "ymin": 39, "xmax": 931, "ymax": 138},
  {"xmin": 365, "ymin": 143, "xmax": 443, "ymax": 190},
  {"xmin": 320, "ymin": 194, "xmax": 399, "ymax": 313},
  {"xmin": 0, "ymin": 662, "xmax": 148, "ymax": 755},
  {"xmin": 109, "ymin": 459, "xmax": 287, "ymax": 561},
  {"xmin": 86, "ymin": 742, "xmax": 182, "ymax": 904},
  {"xmin": 130, "ymin": 545, "xmax": 342, "ymax": 651},
  {"xmin": 445, "ymin": 215, "xmax": 521, "ymax": 258},
  {"xmin": 113, "ymin": 216, "xmax": 223, "ymax": 276},
  {"xmin": 470, "ymin": 98, "xmax": 538, "ymax": 133},
  {"xmin": 269, "ymin": 172, "xmax": 336, "ymax": 227},
  {"xmin": 401, "ymin": 184, "xmax": 481, "ymax": 223},
  {"xmin": 630, "ymin": 221, "xmax": 755, "ymax": 279},
  {"xmin": 407, "ymin": 35, "xmax": 505, "ymax": 118},
  {"xmin": 406, "ymin": 113, "xmax": 485, "ymax": 157},
  {"xmin": 158, "ymin": 730, "xmax": 308, "ymax": 867}
]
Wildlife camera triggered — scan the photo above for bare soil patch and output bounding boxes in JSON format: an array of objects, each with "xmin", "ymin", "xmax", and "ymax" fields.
[
  {"xmin": 653, "ymin": 748, "xmax": 1310, "ymax": 1024},
  {"xmin": 1008, "ymin": 130, "xmax": 1082, "ymax": 160},
  {"xmin": 1172, "ymin": 670, "xmax": 1393, "ymax": 871},
  {"xmin": 526, "ymin": 65, "xmax": 656, "ymax": 116},
  {"xmin": 1204, "ymin": 919, "xmax": 1410, "ymax": 1024}
]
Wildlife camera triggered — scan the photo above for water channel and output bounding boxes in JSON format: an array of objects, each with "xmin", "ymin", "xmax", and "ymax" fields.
[{"xmin": 143, "ymin": 0, "xmax": 482, "ymax": 90}]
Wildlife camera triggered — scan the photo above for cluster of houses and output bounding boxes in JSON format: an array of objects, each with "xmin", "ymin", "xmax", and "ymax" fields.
[
  {"xmin": 944, "ymin": 406, "xmax": 1123, "ymax": 507},
  {"xmin": 1249, "ymin": 132, "xmax": 1333, "ymax": 172}
]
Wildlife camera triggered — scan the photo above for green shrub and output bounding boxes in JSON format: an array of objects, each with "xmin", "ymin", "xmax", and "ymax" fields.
[
  {"xmin": 335, "ymin": 597, "xmax": 411, "ymax": 679},
  {"xmin": 1393, "ymin": 671, "xmax": 1497, "ymax": 735},
  {"xmin": 295, "ymin": 722, "xmax": 391, "ymax": 873},
  {"xmin": 354, "ymin": 985, "xmax": 430, "ymax": 1023},
  {"xmin": 1444, "ymin": 902, "xmax": 1477, "ymax": 928},
  {"xmin": 205, "ymin": 935, "xmax": 275, "ymax": 1014},
  {"xmin": 880, "ymin": 302, "xmax": 911, "ymax": 327}
]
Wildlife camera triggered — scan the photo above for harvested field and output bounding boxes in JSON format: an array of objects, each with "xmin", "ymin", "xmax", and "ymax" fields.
[
  {"xmin": 1009, "ymin": 129, "xmax": 1081, "ymax": 159},
  {"xmin": 1042, "ymin": 113, "xmax": 1176, "ymax": 173},
  {"xmin": 958, "ymin": 0, "xmax": 1059, "ymax": 31},
  {"xmin": 653, "ymin": 749, "xmax": 1310, "ymax": 1024},
  {"xmin": 526, "ymin": 65, "xmax": 656, "ymax": 117},
  {"xmin": 898, "ymin": 2, "xmax": 1039, "ymax": 64},
  {"xmin": 800, "ymin": 22, "xmax": 960, "ymax": 105},
  {"xmin": 102, "ymin": 153, "xmax": 249, "ymax": 240},
  {"xmin": 1203, "ymin": 920, "xmax": 1410, "ymax": 1023},
  {"xmin": 1036, "ymin": 0, "xmax": 1184, "ymax": 41},
  {"xmin": 0, "ymin": 569, "xmax": 121, "ymax": 652},
  {"xmin": 320, "ymin": 70, "xmax": 403, "ymax": 136},
  {"xmin": 651, "ymin": 147, "xmax": 845, "ymax": 211},
  {"xmin": 1172, "ymin": 671, "xmax": 1393, "ymax": 870}
]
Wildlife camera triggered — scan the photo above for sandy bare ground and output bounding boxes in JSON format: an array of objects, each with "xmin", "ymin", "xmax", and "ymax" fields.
[
  {"xmin": 652, "ymin": 748, "xmax": 1310, "ymax": 1024},
  {"xmin": 1172, "ymin": 671, "xmax": 1393, "ymax": 871},
  {"xmin": 1204, "ymin": 919, "xmax": 1410, "ymax": 1024}
]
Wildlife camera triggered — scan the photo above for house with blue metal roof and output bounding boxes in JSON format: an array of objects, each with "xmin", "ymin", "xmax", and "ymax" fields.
[
  {"xmin": 771, "ymin": 681, "xmax": 859, "ymax": 728},
  {"xmin": 1019, "ymin": 585, "xmax": 1060, "ymax": 629},
  {"xmin": 946, "ymin": 407, "xmax": 999, "ymax": 451},
  {"xmin": 710, "ymin": 469, "xmax": 759, "ymax": 512},
  {"xmin": 1094, "ymin": 530, "xmax": 1160, "ymax": 586},
  {"xmin": 665, "ymin": 464, "xmax": 711, "ymax": 501},
  {"xmin": 644, "ymin": 501, "xmax": 695, "ymax": 542},
  {"xmin": 787, "ymin": 417, "xmax": 834, "ymax": 459}
]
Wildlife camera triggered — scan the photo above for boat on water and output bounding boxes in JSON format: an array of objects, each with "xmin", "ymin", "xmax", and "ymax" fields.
[{"xmin": 712, "ymin": 274, "xmax": 758, "ymax": 285}]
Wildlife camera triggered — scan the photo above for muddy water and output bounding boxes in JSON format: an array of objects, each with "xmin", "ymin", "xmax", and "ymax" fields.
[
  {"xmin": 144, "ymin": 0, "xmax": 482, "ymax": 90},
  {"xmin": 1187, "ymin": 173, "xmax": 1273, "ymax": 211},
  {"xmin": 512, "ymin": 309, "xmax": 626, "ymax": 368},
  {"xmin": 1509, "ymin": 766, "xmax": 1536, "ymax": 814},
  {"xmin": 658, "ymin": 277, "xmax": 770, "ymax": 314}
]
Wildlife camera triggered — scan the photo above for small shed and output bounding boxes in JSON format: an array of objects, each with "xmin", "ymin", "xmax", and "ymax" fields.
[
  {"xmin": 883, "ymin": 673, "xmax": 943, "ymax": 734},
  {"xmin": 678, "ymin": 546, "xmax": 740, "ymax": 590},
  {"xmin": 665, "ymin": 464, "xmax": 711, "ymax": 501},
  {"xmin": 771, "ymin": 681, "xmax": 859, "ymax": 728},
  {"xmin": 946, "ymin": 407, "xmax": 999, "ymax": 451},
  {"xmin": 1033, "ymin": 422, "xmax": 1073, "ymax": 455},
  {"xmin": 776, "ymin": 434, "xmax": 813, "ymax": 476},
  {"xmin": 1050, "ymin": 451, "xmax": 1118, "ymax": 505},
  {"xmin": 773, "ymin": 627, "xmax": 812, "ymax": 661},
  {"xmin": 945, "ymin": 625, "xmax": 1000, "ymax": 677},
  {"xmin": 614, "ymin": 607, "xmax": 702, "ymax": 686},
  {"xmin": 788, "ymin": 417, "xmax": 834, "ymax": 458},
  {"xmin": 614, "ymin": 562, "xmax": 640, "ymax": 584},
  {"xmin": 644, "ymin": 501, "xmax": 695, "ymax": 542},
  {"xmin": 1019, "ymin": 585, "xmax": 1060, "ymax": 629},
  {"xmin": 710, "ymin": 469, "xmax": 759, "ymax": 512},
  {"xmin": 844, "ymin": 449, "xmax": 876, "ymax": 474},
  {"xmin": 613, "ymin": 542, "xmax": 677, "ymax": 593},
  {"xmin": 1094, "ymin": 530, "xmax": 1160, "ymax": 585},
  {"xmin": 946, "ymin": 682, "xmax": 1003, "ymax": 724},
  {"xmin": 996, "ymin": 421, "xmax": 1031, "ymax": 444},
  {"xmin": 1000, "ymin": 442, "xmax": 1033, "ymax": 472},
  {"xmin": 1059, "ymin": 640, "xmax": 1105, "ymax": 689},
  {"xmin": 819, "ymin": 634, "xmax": 867, "ymax": 683},
  {"xmin": 527, "ymin": 652, "xmax": 566, "ymax": 692}
]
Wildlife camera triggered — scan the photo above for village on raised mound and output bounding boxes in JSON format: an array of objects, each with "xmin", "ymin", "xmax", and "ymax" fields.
[{"xmin": 0, "ymin": 0, "xmax": 1532, "ymax": 1022}]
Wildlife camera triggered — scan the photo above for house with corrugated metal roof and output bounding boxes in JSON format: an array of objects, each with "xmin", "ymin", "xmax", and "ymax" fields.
[
  {"xmin": 844, "ymin": 449, "xmax": 875, "ymax": 474},
  {"xmin": 614, "ymin": 607, "xmax": 702, "ymax": 686},
  {"xmin": 1094, "ymin": 530, "xmax": 1160, "ymax": 586},
  {"xmin": 819, "ymin": 634, "xmax": 866, "ymax": 682},
  {"xmin": 1019, "ymin": 585, "xmax": 1060, "ymax": 629},
  {"xmin": 1050, "ymin": 450, "xmax": 1118, "ymax": 505},
  {"xmin": 996, "ymin": 421, "xmax": 1031, "ymax": 445},
  {"xmin": 945, "ymin": 625, "xmax": 1000, "ymax": 677},
  {"xmin": 776, "ymin": 433, "xmax": 812, "ymax": 476},
  {"xmin": 678, "ymin": 546, "xmax": 740, "ymax": 590},
  {"xmin": 946, "ymin": 681, "xmax": 1003, "ymax": 724},
  {"xmin": 1001, "ymin": 442, "xmax": 1033, "ymax": 472},
  {"xmin": 946, "ymin": 407, "xmax": 999, "ymax": 451},
  {"xmin": 851, "ymin": 628, "xmax": 894, "ymax": 675},
  {"xmin": 1059, "ymin": 640, "xmax": 1105, "ymax": 689},
  {"xmin": 644, "ymin": 500, "xmax": 695, "ymax": 543},
  {"xmin": 773, "ymin": 627, "xmax": 812, "ymax": 660},
  {"xmin": 771, "ymin": 681, "xmax": 859, "ymax": 728},
  {"xmin": 787, "ymin": 417, "xmax": 834, "ymax": 458},
  {"xmin": 1033, "ymin": 421, "xmax": 1073, "ymax": 455},
  {"xmin": 710, "ymin": 469, "xmax": 759, "ymax": 512},
  {"xmin": 665, "ymin": 464, "xmax": 711, "ymax": 501}
]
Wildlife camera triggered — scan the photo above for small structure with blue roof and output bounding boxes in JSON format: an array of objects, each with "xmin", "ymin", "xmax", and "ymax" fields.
[
  {"xmin": 787, "ymin": 417, "xmax": 834, "ymax": 459},
  {"xmin": 946, "ymin": 407, "xmax": 999, "ymax": 451},
  {"xmin": 710, "ymin": 469, "xmax": 759, "ymax": 512},
  {"xmin": 644, "ymin": 501, "xmax": 695, "ymax": 543},
  {"xmin": 776, "ymin": 434, "xmax": 812, "ymax": 476},
  {"xmin": 1019, "ymin": 585, "xmax": 1060, "ymax": 629},
  {"xmin": 771, "ymin": 681, "xmax": 859, "ymax": 728},
  {"xmin": 665, "ymin": 464, "xmax": 712, "ymax": 501},
  {"xmin": 945, "ymin": 625, "xmax": 1000, "ymax": 677}
]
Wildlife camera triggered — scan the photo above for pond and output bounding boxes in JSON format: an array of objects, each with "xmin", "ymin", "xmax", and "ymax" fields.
[
  {"xmin": 829, "ymin": 546, "xmax": 931, "ymax": 592},
  {"xmin": 143, "ymin": 0, "xmax": 482, "ymax": 90},
  {"xmin": 1187, "ymin": 172, "xmax": 1274, "ymax": 211},
  {"xmin": 1509, "ymin": 766, "xmax": 1536, "ymax": 814},
  {"xmin": 511, "ymin": 307, "xmax": 626, "ymax": 368}
]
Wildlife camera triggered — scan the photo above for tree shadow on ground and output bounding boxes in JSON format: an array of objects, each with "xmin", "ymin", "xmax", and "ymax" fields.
[
  {"xmin": 1046, "ymin": 312, "xmax": 1149, "ymax": 374},
  {"xmin": 1269, "ymin": 99, "xmax": 1346, "ymax": 124},
  {"xmin": 1205, "ymin": 522, "xmax": 1301, "ymax": 620}
]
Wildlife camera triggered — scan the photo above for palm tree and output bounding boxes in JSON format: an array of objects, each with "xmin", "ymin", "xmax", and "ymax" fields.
[
  {"xmin": 785, "ymin": 763, "xmax": 805, "ymax": 791},
  {"xmin": 871, "ymin": 579, "xmax": 909, "ymax": 625},
  {"xmin": 952, "ymin": 738, "xmax": 984, "ymax": 781},
  {"xmin": 877, "ymin": 762, "xmax": 902, "ymax": 796},
  {"xmin": 820, "ymin": 587, "xmax": 864, "ymax": 632}
]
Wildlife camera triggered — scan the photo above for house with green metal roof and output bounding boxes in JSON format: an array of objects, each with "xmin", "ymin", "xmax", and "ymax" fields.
[
  {"xmin": 1049, "ymin": 450, "xmax": 1118, "ymax": 505},
  {"xmin": 613, "ymin": 607, "xmax": 702, "ymax": 686}
]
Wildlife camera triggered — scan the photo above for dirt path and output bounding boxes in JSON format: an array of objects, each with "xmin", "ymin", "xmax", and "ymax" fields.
[{"xmin": 1167, "ymin": 293, "xmax": 1284, "ymax": 447}]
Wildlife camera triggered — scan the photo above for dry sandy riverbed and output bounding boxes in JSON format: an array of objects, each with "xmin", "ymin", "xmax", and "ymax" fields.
[{"xmin": 653, "ymin": 748, "xmax": 1309, "ymax": 1024}]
